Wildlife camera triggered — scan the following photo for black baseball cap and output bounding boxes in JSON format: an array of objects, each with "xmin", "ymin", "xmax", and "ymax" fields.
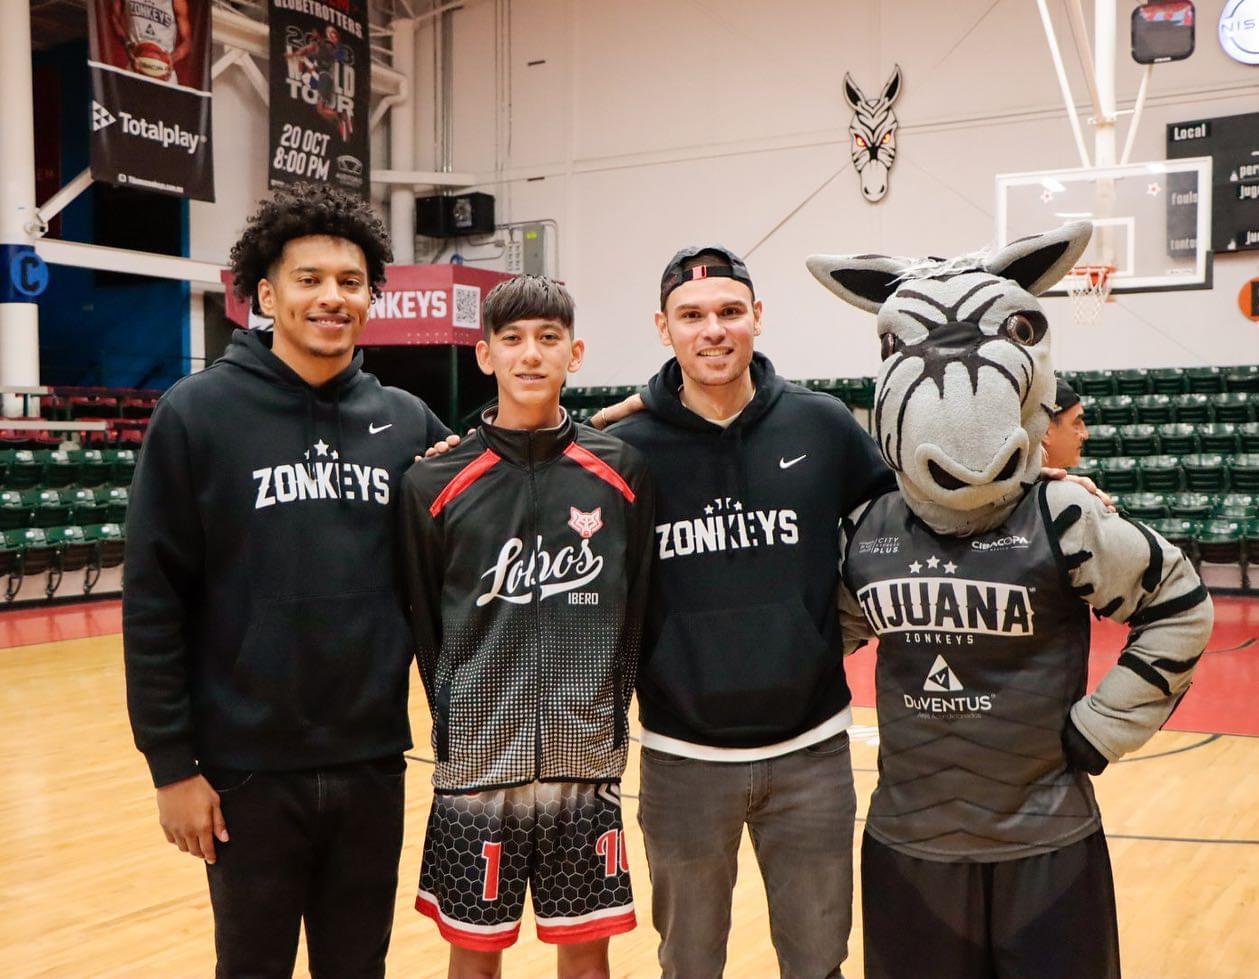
[
  {"xmin": 1051, "ymin": 379, "xmax": 1081, "ymax": 416},
  {"xmin": 659, "ymin": 244, "xmax": 754, "ymax": 310}
]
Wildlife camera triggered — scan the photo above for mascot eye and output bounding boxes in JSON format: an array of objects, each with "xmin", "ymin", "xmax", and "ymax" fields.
[
  {"xmin": 854, "ymin": 135, "xmax": 868, "ymax": 149},
  {"xmin": 880, "ymin": 132, "xmax": 893, "ymax": 145},
  {"xmin": 1000, "ymin": 312, "xmax": 1046, "ymax": 346},
  {"xmin": 880, "ymin": 332, "xmax": 904, "ymax": 361}
]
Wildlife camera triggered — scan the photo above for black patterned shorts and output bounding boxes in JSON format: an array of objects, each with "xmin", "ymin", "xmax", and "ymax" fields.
[{"xmin": 416, "ymin": 781, "xmax": 635, "ymax": 950}]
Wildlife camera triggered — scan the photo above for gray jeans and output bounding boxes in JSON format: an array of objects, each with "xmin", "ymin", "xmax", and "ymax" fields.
[{"xmin": 637, "ymin": 731, "xmax": 856, "ymax": 979}]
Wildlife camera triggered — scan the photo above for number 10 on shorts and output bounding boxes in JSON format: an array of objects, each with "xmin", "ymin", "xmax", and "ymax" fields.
[{"xmin": 595, "ymin": 829, "xmax": 629, "ymax": 877}]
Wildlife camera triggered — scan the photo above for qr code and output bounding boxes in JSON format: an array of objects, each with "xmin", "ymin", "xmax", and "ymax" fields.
[{"xmin": 452, "ymin": 284, "xmax": 481, "ymax": 330}]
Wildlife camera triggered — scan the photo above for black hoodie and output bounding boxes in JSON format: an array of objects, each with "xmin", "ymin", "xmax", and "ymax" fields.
[
  {"xmin": 609, "ymin": 353, "xmax": 895, "ymax": 749},
  {"xmin": 124, "ymin": 329, "xmax": 450, "ymax": 786}
]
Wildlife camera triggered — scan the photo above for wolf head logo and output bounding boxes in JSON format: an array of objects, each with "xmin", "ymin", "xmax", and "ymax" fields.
[{"xmin": 568, "ymin": 506, "xmax": 603, "ymax": 539}]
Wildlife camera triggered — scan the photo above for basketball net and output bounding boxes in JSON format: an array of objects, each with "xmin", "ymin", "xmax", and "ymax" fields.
[{"xmin": 1064, "ymin": 264, "xmax": 1115, "ymax": 325}]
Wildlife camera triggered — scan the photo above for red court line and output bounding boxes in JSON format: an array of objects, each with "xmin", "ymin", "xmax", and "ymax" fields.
[
  {"xmin": 847, "ymin": 594, "xmax": 1259, "ymax": 738},
  {"xmin": 0, "ymin": 600, "xmax": 121, "ymax": 649}
]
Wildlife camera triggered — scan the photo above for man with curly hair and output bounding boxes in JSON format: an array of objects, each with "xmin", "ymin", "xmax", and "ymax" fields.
[{"xmin": 124, "ymin": 183, "xmax": 450, "ymax": 977}]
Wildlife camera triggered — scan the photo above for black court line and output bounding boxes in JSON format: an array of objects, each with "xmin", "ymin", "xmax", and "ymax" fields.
[
  {"xmin": 1116, "ymin": 733, "xmax": 1222, "ymax": 763},
  {"xmin": 1204, "ymin": 636, "xmax": 1257, "ymax": 654}
]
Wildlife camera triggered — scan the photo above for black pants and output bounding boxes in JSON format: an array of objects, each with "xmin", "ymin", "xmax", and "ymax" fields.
[
  {"xmin": 203, "ymin": 755, "xmax": 407, "ymax": 979},
  {"xmin": 862, "ymin": 830, "xmax": 1121, "ymax": 979}
]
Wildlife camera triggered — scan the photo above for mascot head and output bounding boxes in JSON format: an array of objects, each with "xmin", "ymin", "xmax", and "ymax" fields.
[{"xmin": 807, "ymin": 222, "xmax": 1092, "ymax": 535}]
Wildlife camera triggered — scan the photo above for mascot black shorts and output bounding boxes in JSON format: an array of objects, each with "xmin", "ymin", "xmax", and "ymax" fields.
[{"xmin": 861, "ymin": 829, "xmax": 1120, "ymax": 979}]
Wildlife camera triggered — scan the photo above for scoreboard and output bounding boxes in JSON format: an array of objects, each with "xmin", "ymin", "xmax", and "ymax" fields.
[{"xmin": 1167, "ymin": 111, "xmax": 1259, "ymax": 253}]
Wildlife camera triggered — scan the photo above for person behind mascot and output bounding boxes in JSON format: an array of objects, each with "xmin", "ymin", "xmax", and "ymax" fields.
[{"xmin": 807, "ymin": 222, "xmax": 1213, "ymax": 979}]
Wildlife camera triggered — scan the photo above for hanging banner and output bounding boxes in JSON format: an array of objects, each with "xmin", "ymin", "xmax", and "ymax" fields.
[
  {"xmin": 87, "ymin": 0, "xmax": 214, "ymax": 201},
  {"xmin": 268, "ymin": 0, "xmax": 371, "ymax": 197}
]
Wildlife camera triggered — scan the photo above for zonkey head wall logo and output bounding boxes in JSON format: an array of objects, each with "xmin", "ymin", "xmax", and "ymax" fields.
[{"xmin": 1220, "ymin": 0, "xmax": 1259, "ymax": 63}]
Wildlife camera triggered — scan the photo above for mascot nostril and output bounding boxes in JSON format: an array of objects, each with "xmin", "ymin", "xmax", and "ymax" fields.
[{"xmin": 808, "ymin": 220, "xmax": 1213, "ymax": 979}]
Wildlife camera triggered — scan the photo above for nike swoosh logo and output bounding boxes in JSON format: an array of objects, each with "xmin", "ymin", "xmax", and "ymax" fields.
[
  {"xmin": 779, "ymin": 454, "xmax": 807, "ymax": 469},
  {"xmin": 369, "ymin": 423, "xmax": 393, "ymax": 435}
]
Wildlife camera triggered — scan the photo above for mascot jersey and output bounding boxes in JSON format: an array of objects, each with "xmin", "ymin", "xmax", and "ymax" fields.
[{"xmin": 844, "ymin": 483, "xmax": 1098, "ymax": 861}]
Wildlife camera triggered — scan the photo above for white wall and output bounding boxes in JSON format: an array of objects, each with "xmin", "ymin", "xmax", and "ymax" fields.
[
  {"xmin": 430, "ymin": 0, "xmax": 1259, "ymax": 384},
  {"xmin": 190, "ymin": 0, "xmax": 1259, "ymax": 385}
]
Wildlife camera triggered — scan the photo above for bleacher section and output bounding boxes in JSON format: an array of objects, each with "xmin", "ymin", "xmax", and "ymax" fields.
[
  {"xmin": 564, "ymin": 365, "xmax": 1259, "ymax": 591},
  {"xmin": 0, "ymin": 386, "xmax": 153, "ymax": 603}
]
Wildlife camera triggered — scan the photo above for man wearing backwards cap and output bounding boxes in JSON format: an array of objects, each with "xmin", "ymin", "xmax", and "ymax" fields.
[
  {"xmin": 1043, "ymin": 379, "xmax": 1089, "ymax": 470},
  {"xmin": 599, "ymin": 245, "xmax": 896, "ymax": 978}
]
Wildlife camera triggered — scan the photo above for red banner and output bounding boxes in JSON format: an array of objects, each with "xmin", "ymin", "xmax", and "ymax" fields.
[{"xmin": 223, "ymin": 265, "xmax": 516, "ymax": 346}]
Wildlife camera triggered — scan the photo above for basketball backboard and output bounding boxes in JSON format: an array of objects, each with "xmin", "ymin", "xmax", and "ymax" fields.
[{"xmin": 995, "ymin": 157, "xmax": 1213, "ymax": 295}]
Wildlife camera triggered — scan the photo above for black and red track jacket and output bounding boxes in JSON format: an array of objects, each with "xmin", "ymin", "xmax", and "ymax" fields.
[{"xmin": 398, "ymin": 411, "xmax": 654, "ymax": 793}]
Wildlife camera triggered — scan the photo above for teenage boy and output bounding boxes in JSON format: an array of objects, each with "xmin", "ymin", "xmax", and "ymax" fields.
[
  {"xmin": 123, "ymin": 183, "xmax": 452, "ymax": 976},
  {"xmin": 398, "ymin": 275, "xmax": 655, "ymax": 979}
]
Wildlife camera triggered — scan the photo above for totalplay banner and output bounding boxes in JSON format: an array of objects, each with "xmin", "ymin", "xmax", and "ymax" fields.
[
  {"xmin": 87, "ymin": 0, "xmax": 214, "ymax": 201},
  {"xmin": 268, "ymin": 0, "xmax": 371, "ymax": 197}
]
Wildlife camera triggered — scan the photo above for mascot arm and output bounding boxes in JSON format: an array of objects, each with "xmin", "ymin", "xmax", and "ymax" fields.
[
  {"xmin": 837, "ymin": 500, "xmax": 877, "ymax": 656},
  {"xmin": 1044, "ymin": 480, "xmax": 1214, "ymax": 767}
]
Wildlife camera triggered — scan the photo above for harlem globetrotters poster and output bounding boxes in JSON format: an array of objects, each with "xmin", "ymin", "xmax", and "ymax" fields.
[
  {"xmin": 87, "ymin": 0, "xmax": 215, "ymax": 200},
  {"xmin": 268, "ymin": 0, "xmax": 371, "ymax": 196}
]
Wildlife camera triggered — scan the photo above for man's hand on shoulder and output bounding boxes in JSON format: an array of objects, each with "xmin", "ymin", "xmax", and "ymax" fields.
[
  {"xmin": 420, "ymin": 429, "xmax": 476, "ymax": 460},
  {"xmin": 156, "ymin": 773, "xmax": 228, "ymax": 863},
  {"xmin": 589, "ymin": 393, "xmax": 645, "ymax": 430}
]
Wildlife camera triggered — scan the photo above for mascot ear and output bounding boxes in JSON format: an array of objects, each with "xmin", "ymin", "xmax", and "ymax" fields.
[
  {"xmin": 806, "ymin": 253, "xmax": 911, "ymax": 314},
  {"xmin": 843, "ymin": 72, "xmax": 866, "ymax": 110},
  {"xmin": 984, "ymin": 221, "xmax": 1093, "ymax": 296}
]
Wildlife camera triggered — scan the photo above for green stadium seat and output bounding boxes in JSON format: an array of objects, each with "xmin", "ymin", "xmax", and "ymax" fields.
[
  {"xmin": 1209, "ymin": 392, "xmax": 1255, "ymax": 424},
  {"xmin": 1137, "ymin": 455, "xmax": 1182, "ymax": 493},
  {"xmin": 1116, "ymin": 424, "xmax": 1158, "ymax": 457},
  {"xmin": 76, "ymin": 449, "xmax": 111, "ymax": 487},
  {"xmin": 40, "ymin": 449, "xmax": 80, "ymax": 489},
  {"xmin": 1113, "ymin": 368, "xmax": 1150, "ymax": 396},
  {"xmin": 4, "ymin": 527, "xmax": 55, "ymax": 576},
  {"xmin": 1196, "ymin": 423, "xmax": 1239, "ymax": 455},
  {"xmin": 1149, "ymin": 368, "xmax": 1187, "ymax": 395},
  {"xmin": 83, "ymin": 523, "xmax": 125, "ymax": 570},
  {"xmin": 1078, "ymin": 396, "xmax": 1101, "ymax": 426},
  {"xmin": 0, "ymin": 490, "xmax": 30, "ymax": 530},
  {"xmin": 31, "ymin": 489, "xmax": 73, "ymax": 529},
  {"xmin": 1148, "ymin": 517, "xmax": 1198, "ymax": 557},
  {"xmin": 1173, "ymin": 394, "xmax": 1212, "ymax": 424},
  {"xmin": 1227, "ymin": 454, "xmax": 1259, "ymax": 495},
  {"xmin": 1185, "ymin": 366, "xmax": 1225, "ymax": 394},
  {"xmin": 1212, "ymin": 497, "xmax": 1258, "ymax": 521},
  {"xmin": 1097, "ymin": 395, "xmax": 1136, "ymax": 426},
  {"xmin": 1075, "ymin": 370, "xmax": 1115, "ymax": 397},
  {"xmin": 845, "ymin": 377, "xmax": 876, "ymax": 410},
  {"xmin": 4, "ymin": 449, "xmax": 43, "ymax": 490},
  {"xmin": 46, "ymin": 525, "xmax": 94, "ymax": 573},
  {"xmin": 1240, "ymin": 423, "xmax": 1259, "ymax": 454},
  {"xmin": 107, "ymin": 448, "xmax": 136, "ymax": 486},
  {"xmin": 1224, "ymin": 366, "xmax": 1259, "ymax": 393},
  {"xmin": 1168, "ymin": 492, "xmax": 1214, "ymax": 521},
  {"xmin": 104, "ymin": 486, "xmax": 129, "ymax": 524},
  {"xmin": 1097, "ymin": 456, "xmax": 1140, "ymax": 493},
  {"xmin": 1156, "ymin": 423, "xmax": 1199, "ymax": 455},
  {"xmin": 1194, "ymin": 519, "xmax": 1243, "ymax": 569},
  {"xmin": 1135, "ymin": 394, "xmax": 1175, "ymax": 424},
  {"xmin": 1082, "ymin": 424, "xmax": 1119, "ymax": 458},
  {"xmin": 1120, "ymin": 492, "xmax": 1170, "ymax": 520},
  {"xmin": 68, "ymin": 488, "xmax": 109, "ymax": 525},
  {"xmin": 1181, "ymin": 453, "xmax": 1227, "ymax": 493}
]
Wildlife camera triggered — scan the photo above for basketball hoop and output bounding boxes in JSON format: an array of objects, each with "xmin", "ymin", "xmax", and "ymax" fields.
[{"xmin": 1064, "ymin": 264, "xmax": 1116, "ymax": 325}]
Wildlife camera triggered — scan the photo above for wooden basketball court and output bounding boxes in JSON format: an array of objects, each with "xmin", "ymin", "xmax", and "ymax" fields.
[{"xmin": 2, "ymin": 598, "xmax": 1257, "ymax": 977}]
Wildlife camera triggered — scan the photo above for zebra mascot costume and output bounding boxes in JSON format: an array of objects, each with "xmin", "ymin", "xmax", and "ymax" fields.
[{"xmin": 808, "ymin": 222, "xmax": 1213, "ymax": 979}]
